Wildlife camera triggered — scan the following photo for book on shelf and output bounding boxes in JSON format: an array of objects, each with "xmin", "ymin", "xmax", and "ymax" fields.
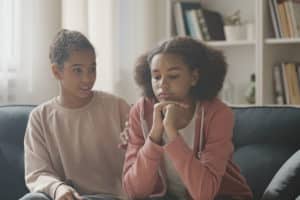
[
  {"xmin": 281, "ymin": 62, "xmax": 290, "ymax": 103},
  {"xmin": 290, "ymin": 0, "xmax": 300, "ymax": 37},
  {"xmin": 273, "ymin": 62, "xmax": 300, "ymax": 104},
  {"xmin": 185, "ymin": 9, "xmax": 204, "ymax": 40},
  {"xmin": 202, "ymin": 8, "xmax": 225, "ymax": 40},
  {"xmin": 273, "ymin": 64, "xmax": 285, "ymax": 104},
  {"xmin": 269, "ymin": 0, "xmax": 282, "ymax": 38},
  {"xmin": 285, "ymin": 63, "xmax": 300, "ymax": 104},
  {"xmin": 283, "ymin": 1, "xmax": 295, "ymax": 37},
  {"xmin": 287, "ymin": 0, "xmax": 297, "ymax": 37},
  {"xmin": 195, "ymin": 9, "xmax": 210, "ymax": 41},
  {"xmin": 173, "ymin": 1, "xmax": 225, "ymax": 41},
  {"xmin": 278, "ymin": 1, "xmax": 291, "ymax": 37},
  {"xmin": 297, "ymin": 64, "xmax": 300, "ymax": 89},
  {"xmin": 173, "ymin": 1, "xmax": 202, "ymax": 36},
  {"xmin": 269, "ymin": 0, "xmax": 300, "ymax": 38},
  {"xmin": 174, "ymin": 2, "xmax": 186, "ymax": 36}
]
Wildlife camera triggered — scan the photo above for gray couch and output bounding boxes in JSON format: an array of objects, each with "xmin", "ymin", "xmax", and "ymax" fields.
[{"xmin": 1, "ymin": 105, "xmax": 300, "ymax": 200}]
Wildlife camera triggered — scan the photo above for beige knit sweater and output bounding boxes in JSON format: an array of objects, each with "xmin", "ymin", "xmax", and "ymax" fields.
[{"xmin": 24, "ymin": 91, "xmax": 130, "ymax": 199}]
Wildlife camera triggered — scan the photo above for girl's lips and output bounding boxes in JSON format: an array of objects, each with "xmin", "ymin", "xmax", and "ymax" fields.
[
  {"xmin": 80, "ymin": 86, "xmax": 93, "ymax": 91},
  {"xmin": 79, "ymin": 88, "xmax": 93, "ymax": 96},
  {"xmin": 158, "ymin": 93, "xmax": 174, "ymax": 100}
]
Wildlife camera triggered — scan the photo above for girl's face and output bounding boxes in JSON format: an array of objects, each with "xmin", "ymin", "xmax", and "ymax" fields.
[
  {"xmin": 52, "ymin": 49, "xmax": 96, "ymax": 107},
  {"xmin": 150, "ymin": 53, "xmax": 199, "ymax": 103}
]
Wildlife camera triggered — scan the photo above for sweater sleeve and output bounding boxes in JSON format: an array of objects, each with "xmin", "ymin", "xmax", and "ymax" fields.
[
  {"xmin": 122, "ymin": 104, "xmax": 165, "ymax": 199},
  {"xmin": 164, "ymin": 106, "xmax": 234, "ymax": 200},
  {"xmin": 24, "ymin": 110, "xmax": 64, "ymax": 199}
]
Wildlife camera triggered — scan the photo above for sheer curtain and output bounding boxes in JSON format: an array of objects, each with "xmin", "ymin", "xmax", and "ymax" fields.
[
  {"xmin": 62, "ymin": 0, "xmax": 120, "ymax": 94},
  {"xmin": 0, "ymin": 0, "xmax": 61, "ymax": 105},
  {"xmin": 0, "ymin": 0, "xmax": 167, "ymax": 105},
  {"xmin": 0, "ymin": 0, "xmax": 21, "ymax": 104},
  {"xmin": 62, "ymin": 0, "xmax": 167, "ymax": 104}
]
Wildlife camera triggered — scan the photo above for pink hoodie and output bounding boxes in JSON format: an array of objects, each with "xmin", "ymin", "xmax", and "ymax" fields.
[{"xmin": 123, "ymin": 97, "xmax": 253, "ymax": 200}]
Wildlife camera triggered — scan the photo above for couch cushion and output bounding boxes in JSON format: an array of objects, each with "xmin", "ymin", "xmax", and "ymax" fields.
[
  {"xmin": 232, "ymin": 106, "xmax": 300, "ymax": 148},
  {"xmin": 233, "ymin": 144, "xmax": 296, "ymax": 200},
  {"xmin": 261, "ymin": 150, "xmax": 300, "ymax": 200},
  {"xmin": 0, "ymin": 105, "xmax": 35, "ymax": 199},
  {"xmin": 232, "ymin": 106, "xmax": 300, "ymax": 200}
]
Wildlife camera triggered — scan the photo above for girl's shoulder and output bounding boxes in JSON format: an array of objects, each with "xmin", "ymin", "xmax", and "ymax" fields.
[
  {"xmin": 28, "ymin": 97, "xmax": 59, "ymax": 122},
  {"xmin": 94, "ymin": 90, "xmax": 124, "ymax": 102},
  {"xmin": 93, "ymin": 90, "xmax": 129, "ymax": 107},
  {"xmin": 131, "ymin": 97, "xmax": 154, "ymax": 110},
  {"xmin": 129, "ymin": 97, "xmax": 155, "ymax": 120},
  {"xmin": 201, "ymin": 98, "xmax": 233, "ymax": 117}
]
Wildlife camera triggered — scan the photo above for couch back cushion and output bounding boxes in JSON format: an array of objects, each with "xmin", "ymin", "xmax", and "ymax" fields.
[
  {"xmin": 0, "ymin": 105, "xmax": 34, "ymax": 199},
  {"xmin": 232, "ymin": 106, "xmax": 300, "ymax": 200}
]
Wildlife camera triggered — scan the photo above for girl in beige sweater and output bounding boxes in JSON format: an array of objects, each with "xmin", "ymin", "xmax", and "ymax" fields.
[{"xmin": 20, "ymin": 29, "xmax": 130, "ymax": 200}]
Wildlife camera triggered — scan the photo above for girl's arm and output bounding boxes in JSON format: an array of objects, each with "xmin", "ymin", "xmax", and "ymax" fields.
[
  {"xmin": 164, "ymin": 106, "xmax": 234, "ymax": 200},
  {"xmin": 122, "ymin": 104, "xmax": 165, "ymax": 199},
  {"xmin": 25, "ymin": 110, "xmax": 70, "ymax": 199}
]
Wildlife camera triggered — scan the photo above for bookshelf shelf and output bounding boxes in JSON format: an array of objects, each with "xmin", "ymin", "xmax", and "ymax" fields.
[
  {"xmin": 207, "ymin": 40, "xmax": 256, "ymax": 47},
  {"xmin": 265, "ymin": 38, "xmax": 300, "ymax": 44},
  {"xmin": 164, "ymin": 0, "xmax": 300, "ymax": 106}
]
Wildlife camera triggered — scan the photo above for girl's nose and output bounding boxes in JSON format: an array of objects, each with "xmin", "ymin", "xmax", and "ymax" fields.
[
  {"xmin": 82, "ymin": 71, "xmax": 94, "ymax": 83},
  {"xmin": 159, "ymin": 77, "xmax": 169, "ymax": 89}
]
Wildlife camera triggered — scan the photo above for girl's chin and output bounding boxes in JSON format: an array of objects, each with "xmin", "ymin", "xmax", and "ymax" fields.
[
  {"xmin": 158, "ymin": 98, "xmax": 180, "ymax": 102},
  {"xmin": 159, "ymin": 99, "xmax": 193, "ymax": 106}
]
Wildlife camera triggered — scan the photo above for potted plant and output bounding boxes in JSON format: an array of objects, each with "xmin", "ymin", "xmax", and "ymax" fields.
[{"xmin": 223, "ymin": 10, "xmax": 246, "ymax": 41}]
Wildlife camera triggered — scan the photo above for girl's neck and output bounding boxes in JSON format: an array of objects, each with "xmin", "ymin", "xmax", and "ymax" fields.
[
  {"xmin": 57, "ymin": 92, "xmax": 94, "ymax": 109},
  {"xmin": 184, "ymin": 98, "xmax": 197, "ymax": 122}
]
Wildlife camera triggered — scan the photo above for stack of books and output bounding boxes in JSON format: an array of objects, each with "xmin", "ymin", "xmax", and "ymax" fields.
[
  {"xmin": 173, "ymin": 1, "xmax": 225, "ymax": 41},
  {"xmin": 273, "ymin": 62, "xmax": 300, "ymax": 104},
  {"xmin": 269, "ymin": 0, "xmax": 300, "ymax": 38}
]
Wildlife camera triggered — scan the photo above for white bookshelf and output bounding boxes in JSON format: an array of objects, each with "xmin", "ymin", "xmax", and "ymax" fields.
[{"xmin": 164, "ymin": 0, "xmax": 300, "ymax": 106}]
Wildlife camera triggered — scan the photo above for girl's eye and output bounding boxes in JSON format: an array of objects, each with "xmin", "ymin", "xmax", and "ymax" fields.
[
  {"xmin": 169, "ymin": 75, "xmax": 179, "ymax": 79},
  {"xmin": 73, "ymin": 68, "xmax": 82, "ymax": 73},
  {"xmin": 89, "ymin": 66, "xmax": 96, "ymax": 73},
  {"xmin": 152, "ymin": 75, "xmax": 161, "ymax": 80}
]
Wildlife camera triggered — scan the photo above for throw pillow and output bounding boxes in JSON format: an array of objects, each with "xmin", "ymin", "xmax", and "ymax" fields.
[{"xmin": 261, "ymin": 150, "xmax": 300, "ymax": 200}]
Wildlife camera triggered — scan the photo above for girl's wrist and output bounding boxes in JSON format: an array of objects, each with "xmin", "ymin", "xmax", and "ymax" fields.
[
  {"xmin": 164, "ymin": 124, "xmax": 177, "ymax": 133},
  {"xmin": 149, "ymin": 129, "xmax": 163, "ymax": 144},
  {"xmin": 165, "ymin": 127, "xmax": 178, "ymax": 142}
]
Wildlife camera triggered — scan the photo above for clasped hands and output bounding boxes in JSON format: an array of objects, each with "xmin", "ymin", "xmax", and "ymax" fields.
[
  {"xmin": 120, "ymin": 101, "xmax": 190, "ymax": 147},
  {"xmin": 149, "ymin": 101, "xmax": 189, "ymax": 144}
]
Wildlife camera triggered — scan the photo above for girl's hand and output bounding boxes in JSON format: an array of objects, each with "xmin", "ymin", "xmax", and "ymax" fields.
[
  {"xmin": 150, "ymin": 101, "xmax": 188, "ymax": 143},
  {"xmin": 163, "ymin": 103, "xmax": 189, "ymax": 139},
  {"xmin": 119, "ymin": 121, "xmax": 129, "ymax": 149},
  {"xmin": 55, "ymin": 185, "xmax": 83, "ymax": 200}
]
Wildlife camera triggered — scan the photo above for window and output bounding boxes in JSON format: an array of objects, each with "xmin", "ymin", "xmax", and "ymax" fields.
[{"xmin": 0, "ymin": 0, "xmax": 20, "ymax": 103}]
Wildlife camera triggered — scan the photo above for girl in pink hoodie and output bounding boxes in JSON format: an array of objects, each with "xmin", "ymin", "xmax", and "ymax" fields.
[{"xmin": 122, "ymin": 37, "xmax": 253, "ymax": 200}]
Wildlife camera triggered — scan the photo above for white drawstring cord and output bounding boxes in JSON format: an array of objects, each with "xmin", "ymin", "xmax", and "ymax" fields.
[{"xmin": 197, "ymin": 106, "xmax": 205, "ymax": 159}]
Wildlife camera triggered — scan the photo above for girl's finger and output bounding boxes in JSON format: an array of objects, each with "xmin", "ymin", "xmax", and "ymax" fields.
[
  {"xmin": 64, "ymin": 193, "xmax": 73, "ymax": 200},
  {"xmin": 73, "ymin": 191, "xmax": 83, "ymax": 200},
  {"xmin": 125, "ymin": 121, "xmax": 129, "ymax": 127},
  {"xmin": 155, "ymin": 101, "xmax": 188, "ymax": 111},
  {"xmin": 120, "ymin": 129, "xmax": 129, "ymax": 140},
  {"xmin": 125, "ymin": 132, "xmax": 129, "ymax": 140}
]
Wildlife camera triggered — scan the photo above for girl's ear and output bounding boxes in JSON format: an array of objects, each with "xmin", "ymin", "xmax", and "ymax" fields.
[
  {"xmin": 51, "ymin": 64, "xmax": 63, "ymax": 80},
  {"xmin": 191, "ymin": 69, "xmax": 200, "ymax": 86}
]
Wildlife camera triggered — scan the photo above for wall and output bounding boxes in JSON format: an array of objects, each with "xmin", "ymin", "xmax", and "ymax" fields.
[{"xmin": 116, "ymin": 0, "xmax": 167, "ymax": 104}]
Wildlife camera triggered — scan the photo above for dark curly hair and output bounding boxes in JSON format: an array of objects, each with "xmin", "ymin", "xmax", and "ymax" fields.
[
  {"xmin": 134, "ymin": 37, "xmax": 227, "ymax": 101},
  {"xmin": 49, "ymin": 29, "xmax": 95, "ymax": 69}
]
